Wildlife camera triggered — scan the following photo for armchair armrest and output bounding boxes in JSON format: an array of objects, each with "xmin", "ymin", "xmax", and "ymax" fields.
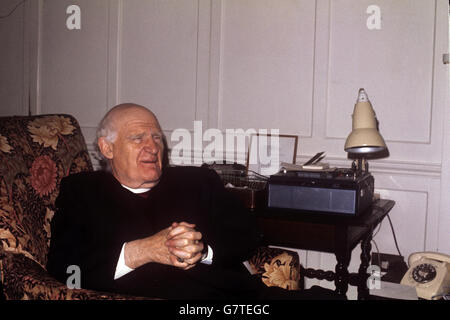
[{"xmin": 0, "ymin": 252, "xmax": 150, "ymax": 300}]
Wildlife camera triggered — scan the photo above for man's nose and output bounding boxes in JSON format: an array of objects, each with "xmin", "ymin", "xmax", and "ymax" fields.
[{"xmin": 143, "ymin": 137, "xmax": 159, "ymax": 154}]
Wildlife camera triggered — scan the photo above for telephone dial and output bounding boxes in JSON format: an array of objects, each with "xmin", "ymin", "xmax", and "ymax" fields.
[{"xmin": 400, "ymin": 252, "xmax": 450, "ymax": 300}]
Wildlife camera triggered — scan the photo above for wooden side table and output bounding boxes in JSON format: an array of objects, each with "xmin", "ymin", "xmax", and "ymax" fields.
[{"xmin": 255, "ymin": 199, "xmax": 395, "ymax": 299}]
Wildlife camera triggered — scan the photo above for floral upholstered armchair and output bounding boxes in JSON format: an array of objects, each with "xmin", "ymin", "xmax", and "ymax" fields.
[
  {"xmin": 0, "ymin": 114, "xmax": 144, "ymax": 299},
  {"xmin": 0, "ymin": 114, "xmax": 300, "ymax": 300}
]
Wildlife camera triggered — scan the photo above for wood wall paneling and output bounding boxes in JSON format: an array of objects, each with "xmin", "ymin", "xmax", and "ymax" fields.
[
  {"xmin": 218, "ymin": 0, "xmax": 315, "ymax": 135},
  {"xmin": 119, "ymin": 0, "xmax": 199, "ymax": 132},
  {"xmin": 39, "ymin": 0, "xmax": 110, "ymax": 129}
]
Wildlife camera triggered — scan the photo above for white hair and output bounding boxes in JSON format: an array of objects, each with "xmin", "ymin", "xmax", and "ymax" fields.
[
  {"xmin": 96, "ymin": 112, "xmax": 117, "ymax": 143},
  {"xmin": 95, "ymin": 107, "xmax": 120, "ymax": 169}
]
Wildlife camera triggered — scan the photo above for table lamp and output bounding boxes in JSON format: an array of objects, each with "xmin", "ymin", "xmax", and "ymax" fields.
[{"xmin": 344, "ymin": 88, "xmax": 387, "ymax": 174}]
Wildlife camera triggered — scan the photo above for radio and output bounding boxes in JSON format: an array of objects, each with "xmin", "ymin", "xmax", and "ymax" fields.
[{"xmin": 267, "ymin": 168, "xmax": 374, "ymax": 216}]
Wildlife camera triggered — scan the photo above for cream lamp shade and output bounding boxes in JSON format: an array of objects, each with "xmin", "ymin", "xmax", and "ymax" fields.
[{"xmin": 344, "ymin": 88, "xmax": 387, "ymax": 154}]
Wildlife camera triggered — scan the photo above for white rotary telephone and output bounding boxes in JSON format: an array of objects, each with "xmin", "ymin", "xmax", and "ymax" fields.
[{"xmin": 400, "ymin": 252, "xmax": 450, "ymax": 300}]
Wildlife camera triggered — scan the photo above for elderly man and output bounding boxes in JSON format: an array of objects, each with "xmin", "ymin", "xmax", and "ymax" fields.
[{"xmin": 47, "ymin": 103, "xmax": 339, "ymax": 300}]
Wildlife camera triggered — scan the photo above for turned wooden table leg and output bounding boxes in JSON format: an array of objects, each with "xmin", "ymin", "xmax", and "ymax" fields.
[
  {"xmin": 334, "ymin": 251, "xmax": 351, "ymax": 297},
  {"xmin": 358, "ymin": 231, "xmax": 373, "ymax": 300}
]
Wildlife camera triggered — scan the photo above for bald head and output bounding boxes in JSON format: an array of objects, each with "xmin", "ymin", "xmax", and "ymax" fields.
[{"xmin": 97, "ymin": 103, "xmax": 161, "ymax": 143}]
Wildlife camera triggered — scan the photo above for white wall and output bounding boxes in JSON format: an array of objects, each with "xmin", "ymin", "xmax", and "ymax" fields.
[
  {"xmin": 0, "ymin": 0, "xmax": 27, "ymax": 116},
  {"xmin": 2, "ymin": 0, "xmax": 449, "ymax": 299}
]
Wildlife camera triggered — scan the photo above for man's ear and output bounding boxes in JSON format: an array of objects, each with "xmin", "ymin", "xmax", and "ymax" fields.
[{"xmin": 98, "ymin": 137, "xmax": 114, "ymax": 160}]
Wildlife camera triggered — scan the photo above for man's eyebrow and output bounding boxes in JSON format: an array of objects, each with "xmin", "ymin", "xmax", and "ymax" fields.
[
  {"xmin": 127, "ymin": 132, "xmax": 145, "ymax": 138},
  {"xmin": 127, "ymin": 130, "xmax": 162, "ymax": 138}
]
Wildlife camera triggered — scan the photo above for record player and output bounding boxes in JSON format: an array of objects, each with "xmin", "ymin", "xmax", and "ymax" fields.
[{"xmin": 267, "ymin": 167, "xmax": 374, "ymax": 216}]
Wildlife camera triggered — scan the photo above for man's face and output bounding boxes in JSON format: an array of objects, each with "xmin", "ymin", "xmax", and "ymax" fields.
[{"xmin": 102, "ymin": 107, "xmax": 165, "ymax": 189}]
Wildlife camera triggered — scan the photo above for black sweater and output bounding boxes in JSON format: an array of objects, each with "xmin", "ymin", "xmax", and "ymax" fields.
[{"xmin": 46, "ymin": 166, "xmax": 262, "ymax": 298}]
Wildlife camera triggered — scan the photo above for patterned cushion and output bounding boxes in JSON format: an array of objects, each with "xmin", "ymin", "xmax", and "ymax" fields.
[
  {"xmin": 0, "ymin": 115, "xmax": 92, "ymax": 268},
  {"xmin": 248, "ymin": 247, "xmax": 301, "ymax": 290}
]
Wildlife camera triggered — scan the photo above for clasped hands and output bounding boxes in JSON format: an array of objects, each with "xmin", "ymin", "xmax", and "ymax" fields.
[
  {"xmin": 165, "ymin": 221, "xmax": 204, "ymax": 270},
  {"xmin": 124, "ymin": 221, "xmax": 204, "ymax": 271}
]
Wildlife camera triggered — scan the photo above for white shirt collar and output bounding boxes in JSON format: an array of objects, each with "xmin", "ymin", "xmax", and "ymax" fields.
[{"xmin": 121, "ymin": 184, "xmax": 151, "ymax": 194}]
